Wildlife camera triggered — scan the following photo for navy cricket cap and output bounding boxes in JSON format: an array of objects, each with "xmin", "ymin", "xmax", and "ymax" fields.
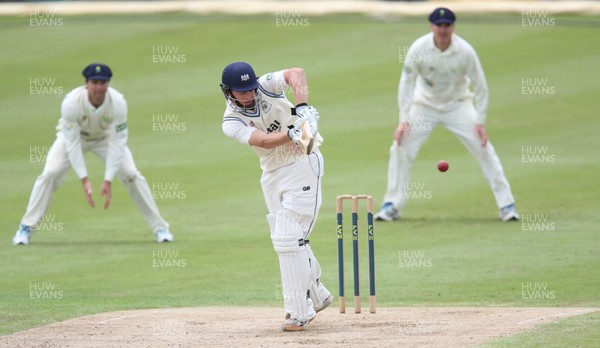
[
  {"xmin": 82, "ymin": 63, "xmax": 112, "ymax": 81},
  {"xmin": 429, "ymin": 7, "xmax": 456, "ymax": 25}
]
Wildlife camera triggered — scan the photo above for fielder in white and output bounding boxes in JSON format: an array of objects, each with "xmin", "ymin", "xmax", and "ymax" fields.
[
  {"xmin": 220, "ymin": 62, "xmax": 332, "ymax": 331},
  {"xmin": 12, "ymin": 63, "xmax": 173, "ymax": 245},
  {"xmin": 375, "ymin": 8, "xmax": 520, "ymax": 222}
]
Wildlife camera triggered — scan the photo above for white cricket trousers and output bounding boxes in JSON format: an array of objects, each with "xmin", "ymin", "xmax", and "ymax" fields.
[
  {"xmin": 261, "ymin": 150, "xmax": 331, "ymax": 313},
  {"xmin": 261, "ymin": 151, "xmax": 323, "ymax": 238},
  {"xmin": 20, "ymin": 133, "xmax": 169, "ymax": 233},
  {"xmin": 383, "ymin": 101, "xmax": 515, "ymax": 213}
]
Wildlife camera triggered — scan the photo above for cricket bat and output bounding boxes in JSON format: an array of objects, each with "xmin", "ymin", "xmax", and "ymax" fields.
[{"xmin": 298, "ymin": 121, "xmax": 314, "ymax": 155}]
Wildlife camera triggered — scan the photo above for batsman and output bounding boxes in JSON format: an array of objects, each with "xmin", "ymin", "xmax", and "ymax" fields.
[{"xmin": 220, "ymin": 62, "xmax": 332, "ymax": 331}]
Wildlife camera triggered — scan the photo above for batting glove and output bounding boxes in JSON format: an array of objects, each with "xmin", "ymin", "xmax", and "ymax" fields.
[
  {"xmin": 287, "ymin": 122, "xmax": 315, "ymax": 155},
  {"xmin": 288, "ymin": 127, "xmax": 301, "ymax": 142},
  {"xmin": 296, "ymin": 104, "xmax": 320, "ymax": 122},
  {"xmin": 293, "ymin": 116, "xmax": 318, "ymax": 137},
  {"xmin": 294, "ymin": 105, "xmax": 319, "ymax": 136}
]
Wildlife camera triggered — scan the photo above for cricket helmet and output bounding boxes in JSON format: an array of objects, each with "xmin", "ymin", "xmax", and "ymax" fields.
[
  {"xmin": 220, "ymin": 62, "xmax": 260, "ymax": 113},
  {"xmin": 220, "ymin": 62, "xmax": 259, "ymax": 92}
]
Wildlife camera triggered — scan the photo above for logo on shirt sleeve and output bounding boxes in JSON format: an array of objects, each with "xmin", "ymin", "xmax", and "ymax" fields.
[{"xmin": 116, "ymin": 122, "xmax": 127, "ymax": 132}]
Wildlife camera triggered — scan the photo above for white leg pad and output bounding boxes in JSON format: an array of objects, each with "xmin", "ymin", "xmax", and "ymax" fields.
[
  {"xmin": 306, "ymin": 244, "xmax": 331, "ymax": 310},
  {"xmin": 271, "ymin": 210, "xmax": 311, "ymax": 322},
  {"xmin": 266, "ymin": 214, "xmax": 276, "ymax": 234}
]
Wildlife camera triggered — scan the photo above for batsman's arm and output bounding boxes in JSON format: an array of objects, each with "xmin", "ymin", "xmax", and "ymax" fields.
[
  {"xmin": 223, "ymin": 116, "xmax": 291, "ymax": 150},
  {"xmin": 283, "ymin": 68, "xmax": 308, "ymax": 106},
  {"xmin": 248, "ymin": 129, "xmax": 291, "ymax": 149}
]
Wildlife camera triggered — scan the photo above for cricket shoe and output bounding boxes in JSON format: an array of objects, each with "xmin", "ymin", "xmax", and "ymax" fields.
[
  {"xmin": 374, "ymin": 202, "xmax": 400, "ymax": 221},
  {"xmin": 155, "ymin": 229, "xmax": 174, "ymax": 243},
  {"xmin": 283, "ymin": 299, "xmax": 317, "ymax": 332},
  {"xmin": 282, "ymin": 311, "xmax": 316, "ymax": 332},
  {"xmin": 500, "ymin": 203, "xmax": 520, "ymax": 221},
  {"xmin": 282, "ymin": 316, "xmax": 310, "ymax": 332},
  {"xmin": 13, "ymin": 224, "xmax": 32, "ymax": 245},
  {"xmin": 316, "ymin": 295, "xmax": 334, "ymax": 313}
]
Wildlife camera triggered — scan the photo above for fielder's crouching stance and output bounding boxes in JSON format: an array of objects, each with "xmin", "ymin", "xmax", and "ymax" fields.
[
  {"xmin": 12, "ymin": 63, "xmax": 172, "ymax": 245},
  {"xmin": 220, "ymin": 62, "xmax": 332, "ymax": 331}
]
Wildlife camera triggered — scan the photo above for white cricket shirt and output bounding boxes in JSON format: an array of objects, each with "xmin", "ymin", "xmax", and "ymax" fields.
[
  {"xmin": 399, "ymin": 32, "xmax": 489, "ymax": 124},
  {"xmin": 56, "ymin": 86, "xmax": 128, "ymax": 181}
]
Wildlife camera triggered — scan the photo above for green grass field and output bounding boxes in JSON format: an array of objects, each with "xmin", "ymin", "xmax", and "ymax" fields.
[{"xmin": 1, "ymin": 12, "xmax": 599, "ymax": 346}]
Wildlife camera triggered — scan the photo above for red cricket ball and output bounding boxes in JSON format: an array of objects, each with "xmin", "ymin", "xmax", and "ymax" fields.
[{"xmin": 437, "ymin": 160, "xmax": 449, "ymax": 172}]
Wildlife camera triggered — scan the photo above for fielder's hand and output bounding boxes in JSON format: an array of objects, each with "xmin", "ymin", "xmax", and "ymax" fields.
[
  {"xmin": 100, "ymin": 180, "xmax": 112, "ymax": 209},
  {"xmin": 81, "ymin": 177, "xmax": 95, "ymax": 208},
  {"xmin": 395, "ymin": 122, "xmax": 409, "ymax": 145},
  {"xmin": 475, "ymin": 124, "xmax": 488, "ymax": 147}
]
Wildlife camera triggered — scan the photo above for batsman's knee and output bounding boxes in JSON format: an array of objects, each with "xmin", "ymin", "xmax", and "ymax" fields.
[
  {"xmin": 266, "ymin": 214, "xmax": 276, "ymax": 234},
  {"xmin": 270, "ymin": 210, "xmax": 307, "ymax": 253}
]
